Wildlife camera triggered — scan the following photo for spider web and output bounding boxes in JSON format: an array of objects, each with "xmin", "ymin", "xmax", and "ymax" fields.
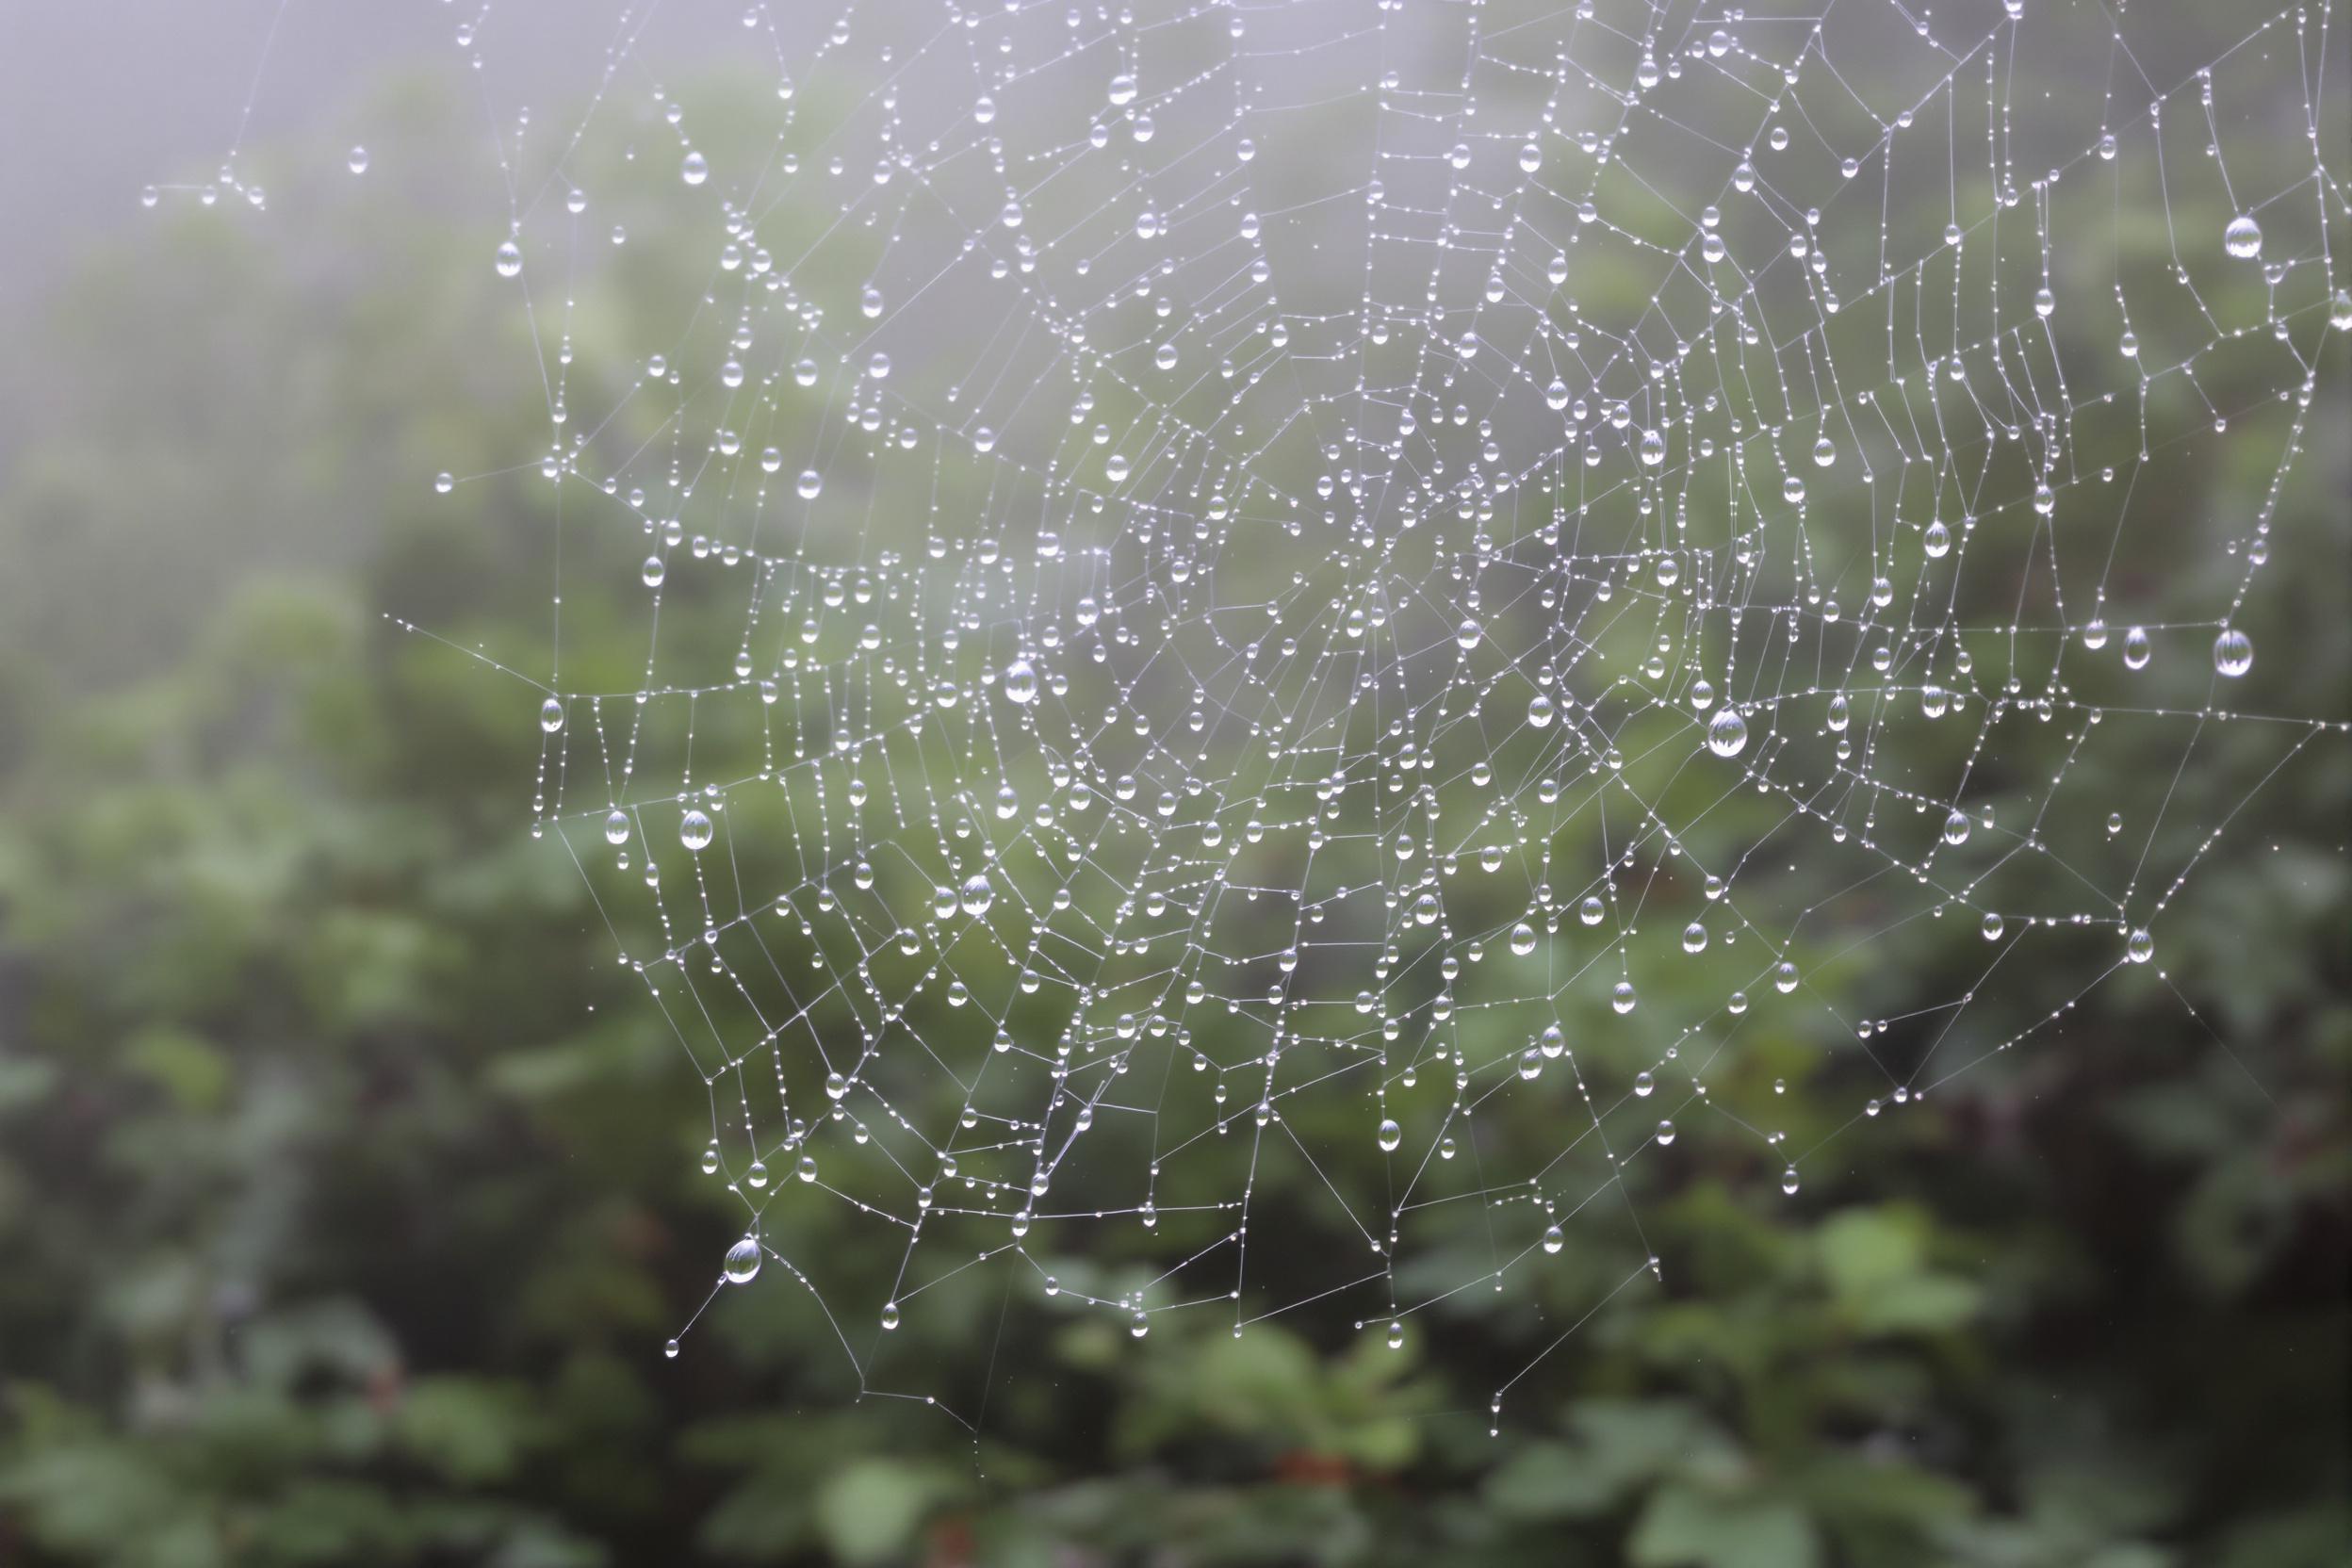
[{"xmin": 171, "ymin": 0, "xmax": 2347, "ymax": 1433}]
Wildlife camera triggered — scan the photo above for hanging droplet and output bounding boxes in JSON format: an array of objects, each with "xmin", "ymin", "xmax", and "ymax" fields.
[
  {"xmin": 539, "ymin": 696, "xmax": 564, "ymax": 733},
  {"xmin": 1003, "ymin": 658, "xmax": 1038, "ymax": 704},
  {"xmin": 494, "ymin": 239, "xmax": 523, "ymax": 278},
  {"xmin": 2212, "ymin": 628, "xmax": 2253, "ymax": 678},
  {"xmin": 1706, "ymin": 708, "xmax": 1748, "ymax": 758},
  {"xmin": 722, "ymin": 1236, "xmax": 761, "ymax": 1284},
  {"xmin": 959, "ymin": 874, "xmax": 994, "ymax": 917},
  {"xmin": 681, "ymin": 150, "xmax": 709, "ymax": 186},
  {"xmin": 2223, "ymin": 212, "xmax": 2262, "ymax": 260},
  {"xmin": 679, "ymin": 808, "xmax": 714, "ymax": 851}
]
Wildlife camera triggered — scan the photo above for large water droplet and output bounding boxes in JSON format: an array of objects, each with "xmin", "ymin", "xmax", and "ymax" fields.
[
  {"xmin": 2213, "ymin": 627, "xmax": 2253, "ymax": 678},
  {"xmin": 1002, "ymin": 658, "xmax": 1038, "ymax": 704},
  {"xmin": 1706, "ymin": 707, "xmax": 1748, "ymax": 758}
]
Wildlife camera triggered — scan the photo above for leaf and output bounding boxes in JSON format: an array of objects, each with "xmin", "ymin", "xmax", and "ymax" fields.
[
  {"xmin": 395, "ymin": 1377, "xmax": 548, "ymax": 1484},
  {"xmin": 813, "ymin": 1459, "xmax": 957, "ymax": 1566},
  {"xmin": 1628, "ymin": 1483, "xmax": 1821, "ymax": 1568},
  {"xmin": 1818, "ymin": 1207, "xmax": 1980, "ymax": 1335},
  {"xmin": 1487, "ymin": 1399, "xmax": 1740, "ymax": 1522}
]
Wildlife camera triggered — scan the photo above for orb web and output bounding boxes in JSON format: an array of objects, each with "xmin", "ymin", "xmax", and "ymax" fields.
[{"xmin": 175, "ymin": 0, "xmax": 2348, "ymax": 1431}]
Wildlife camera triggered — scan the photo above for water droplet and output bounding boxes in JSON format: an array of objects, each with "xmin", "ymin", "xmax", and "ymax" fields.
[
  {"xmin": 959, "ymin": 874, "xmax": 994, "ymax": 917},
  {"xmin": 1706, "ymin": 708, "xmax": 1748, "ymax": 758},
  {"xmin": 723, "ymin": 1236, "xmax": 761, "ymax": 1284},
  {"xmin": 2213, "ymin": 628, "xmax": 2252, "ymax": 678},
  {"xmin": 682, "ymin": 150, "xmax": 709, "ymax": 186},
  {"xmin": 1003, "ymin": 658, "xmax": 1038, "ymax": 704},
  {"xmin": 347, "ymin": 145, "xmax": 369, "ymax": 174},
  {"xmin": 495, "ymin": 239, "xmax": 523, "ymax": 278},
  {"xmin": 2223, "ymin": 212, "xmax": 2262, "ymax": 260},
  {"xmin": 679, "ymin": 808, "xmax": 714, "ymax": 851}
]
